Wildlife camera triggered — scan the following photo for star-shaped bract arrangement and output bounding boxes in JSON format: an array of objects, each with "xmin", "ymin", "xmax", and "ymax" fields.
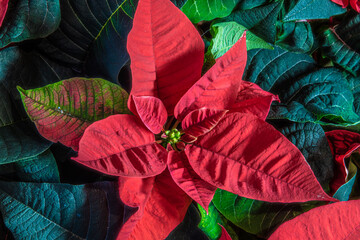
[{"xmin": 69, "ymin": 0, "xmax": 335, "ymax": 238}]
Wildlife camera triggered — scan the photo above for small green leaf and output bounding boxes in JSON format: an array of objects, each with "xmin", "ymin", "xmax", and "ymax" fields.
[
  {"xmin": 224, "ymin": 1, "xmax": 282, "ymax": 43},
  {"xmin": 181, "ymin": 0, "xmax": 240, "ymax": 23},
  {"xmin": 18, "ymin": 78, "xmax": 130, "ymax": 150},
  {"xmin": 212, "ymin": 189, "xmax": 321, "ymax": 238},
  {"xmin": 198, "ymin": 203, "xmax": 223, "ymax": 240},
  {"xmin": 0, "ymin": 0, "xmax": 60, "ymax": 48},
  {"xmin": 283, "ymin": 0, "xmax": 346, "ymax": 22}
]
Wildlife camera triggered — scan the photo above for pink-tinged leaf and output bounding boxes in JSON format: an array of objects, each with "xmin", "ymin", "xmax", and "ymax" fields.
[
  {"xmin": 186, "ymin": 112, "xmax": 335, "ymax": 203},
  {"xmin": 127, "ymin": 0, "xmax": 204, "ymax": 115},
  {"xmin": 167, "ymin": 151, "xmax": 216, "ymax": 211},
  {"xmin": 132, "ymin": 96, "xmax": 167, "ymax": 134},
  {"xmin": 117, "ymin": 177, "xmax": 155, "ymax": 239},
  {"xmin": 181, "ymin": 108, "xmax": 228, "ymax": 142},
  {"xmin": 326, "ymin": 130, "xmax": 360, "ymax": 193},
  {"xmin": 73, "ymin": 114, "xmax": 167, "ymax": 177},
  {"xmin": 268, "ymin": 200, "xmax": 360, "ymax": 240},
  {"xmin": 17, "ymin": 78, "xmax": 130, "ymax": 151},
  {"xmin": 331, "ymin": 0, "xmax": 349, "ymax": 7},
  {"xmin": 229, "ymin": 80, "xmax": 279, "ymax": 120},
  {"xmin": 218, "ymin": 225, "xmax": 232, "ymax": 240},
  {"xmin": 350, "ymin": 0, "xmax": 360, "ymax": 12},
  {"xmin": 0, "ymin": 0, "xmax": 9, "ymax": 27},
  {"xmin": 118, "ymin": 170, "xmax": 192, "ymax": 240},
  {"xmin": 175, "ymin": 33, "xmax": 247, "ymax": 120}
]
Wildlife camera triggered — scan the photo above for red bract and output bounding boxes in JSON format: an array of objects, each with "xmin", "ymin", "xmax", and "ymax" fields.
[
  {"xmin": 73, "ymin": 0, "xmax": 335, "ymax": 238},
  {"xmin": 326, "ymin": 130, "xmax": 360, "ymax": 193},
  {"xmin": 0, "ymin": 0, "xmax": 9, "ymax": 27},
  {"xmin": 331, "ymin": 0, "xmax": 360, "ymax": 12}
]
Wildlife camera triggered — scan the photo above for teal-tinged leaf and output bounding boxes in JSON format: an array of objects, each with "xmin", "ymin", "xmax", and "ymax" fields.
[
  {"xmin": 0, "ymin": 149, "xmax": 60, "ymax": 183},
  {"xmin": 320, "ymin": 28, "xmax": 360, "ymax": 76},
  {"xmin": 283, "ymin": 0, "xmax": 346, "ymax": 22},
  {"xmin": 236, "ymin": 0, "xmax": 268, "ymax": 10},
  {"xmin": 333, "ymin": 172, "xmax": 357, "ymax": 201},
  {"xmin": 0, "ymin": 181, "xmax": 122, "ymax": 240},
  {"xmin": 276, "ymin": 21, "xmax": 314, "ymax": 53},
  {"xmin": 18, "ymin": 78, "xmax": 130, "ymax": 151},
  {"xmin": 212, "ymin": 189, "xmax": 321, "ymax": 238},
  {"xmin": 0, "ymin": 0, "xmax": 60, "ymax": 48},
  {"xmin": 38, "ymin": 0, "xmax": 136, "ymax": 86},
  {"xmin": 208, "ymin": 21, "xmax": 272, "ymax": 58},
  {"xmin": 269, "ymin": 68, "xmax": 360, "ymax": 126},
  {"xmin": 198, "ymin": 203, "xmax": 223, "ymax": 240},
  {"xmin": 224, "ymin": 1, "xmax": 282, "ymax": 43},
  {"xmin": 271, "ymin": 121, "xmax": 334, "ymax": 187},
  {"xmin": 348, "ymin": 75, "xmax": 360, "ymax": 116},
  {"xmin": 181, "ymin": 0, "xmax": 240, "ymax": 23},
  {"xmin": 244, "ymin": 47, "xmax": 317, "ymax": 92}
]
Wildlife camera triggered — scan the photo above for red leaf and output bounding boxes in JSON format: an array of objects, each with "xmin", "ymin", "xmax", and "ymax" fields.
[
  {"xmin": 326, "ymin": 130, "xmax": 360, "ymax": 193},
  {"xmin": 218, "ymin": 225, "xmax": 232, "ymax": 240},
  {"xmin": 268, "ymin": 200, "xmax": 360, "ymax": 240},
  {"xmin": 167, "ymin": 151, "xmax": 216, "ymax": 211},
  {"xmin": 127, "ymin": 0, "xmax": 204, "ymax": 115},
  {"xmin": 132, "ymin": 96, "xmax": 167, "ymax": 134},
  {"xmin": 350, "ymin": 0, "xmax": 360, "ymax": 12},
  {"xmin": 118, "ymin": 170, "xmax": 192, "ymax": 240},
  {"xmin": 0, "ymin": 0, "xmax": 8, "ymax": 27},
  {"xmin": 186, "ymin": 113, "xmax": 334, "ymax": 202},
  {"xmin": 117, "ymin": 177, "xmax": 155, "ymax": 239},
  {"xmin": 73, "ymin": 114, "xmax": 167, "ymax": 177},
  {"xmin": 229, "ymin": 80, "xmax": 279, "ymax": 120},
  {"xmin": 181, "ymin": 108, "xmax": 228, "ymax": 141},
  {"xmin": 174, "ymin": 33, "xmax": 247, "ymax": 120}
]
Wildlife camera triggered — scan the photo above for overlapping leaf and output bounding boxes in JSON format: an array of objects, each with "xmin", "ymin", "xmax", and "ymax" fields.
[
  {"xmin": 18, "ymin": 78, "xmax": 130, "ymax": 150},
  {"xmin": 0, "ymin": 0, "xmax": 60, "ymax": 48}
]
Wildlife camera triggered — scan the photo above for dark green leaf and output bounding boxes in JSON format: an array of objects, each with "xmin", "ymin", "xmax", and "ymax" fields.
[
  {"xmin": 270, "ymin": 121, "xmax": 334, "ymax": 187},
  {"xmin": 0, "ymin": 149, "xmax": 60, "ymax": 183},
  {"xmin": 38, "ymin": 0, "xmax": 136, "ymax": 85},
  {"xmin": 0, "ymin": 181, "xmax": 123, "ymax": 240},
  {"xmin": 283, "ymin": 0, "xmax": 346, "ymax": 22},
  {"xmin": 224, "ymin": 1, "xmax": 282, "ymax": 43},
  {"xmin": 335, "ymin": 12, "xmax": 360, "ymax": 53},
  {"xmin": 212, "ymin": 189, "xmax": 321, "ymax": 238},
  {"xmin": 0, "ymin": 0, "xmax": 60, "ymax": 48},
  {"xmin": 320, "ymin": 28, "xmax": 360, "ymax": 76},
  {"xmin": 181, "ymin": 0, "xmax": 240, "ymax": 23}
]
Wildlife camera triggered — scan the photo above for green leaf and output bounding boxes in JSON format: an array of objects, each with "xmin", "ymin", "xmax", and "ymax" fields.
[
  {"xmin": 0, "ymin": 0, "xmax": 60, "ymax": 48},
  {"xmin": 181, "ymin": 0, "xmax": 240, "ymax": 23},
  {"xmin": 333, "ymin": 172, "xmax": 357, "ymax": 201},
  {"xmin": 18, "ymin": 78, "xmax": 130, "ymax": 150},
  {"xmin": 320, "ymin": 28, "xmax": 360, "ymax": 76},
  {"xmin": 270, "ymin": 121, "xmax": 334, "ymax": 187},
  {"xmin": 0, "ymin": 181, "xmax": 122, "ymax": 240},
  {"xmin": 224, "ymin": 1, "xmax": 282, "ymax": 43},
  {"xmin": 198, "ymin": 203, "xmax": 223, "ymax": 240},
  {"xmin": 283, "ymin": 0, "xmax": 346, "ymax": 22},
  {"xmin": 276, "ymin": 21, "xmax": 314, "ymax": 53},
  {"xmin": 348, "ymin": 75, "xmax": 360, "ymax": 116},
  {"xmin": 209, "ymin": 21, "xmax": 273, "ymax": 57},
  {"xmin": 268, "ymin": 68, "xmax": 360, "ymax": 126},
  {"xmin": 0, "ymin": 149, "xmax": 60, "ymax": 183},
  {"xmin": 335, "ymin": 12, "xmax": 360, "ymax": 53},
  {"xmin": 212, "ymin": 189, "xmax": 321, "ymax": 238}
]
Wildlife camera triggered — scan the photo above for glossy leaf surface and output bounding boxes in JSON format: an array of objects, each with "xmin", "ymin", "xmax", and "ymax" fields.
[
  {"xmin": 74, "ymin": 114, "xmax": 167, "ymax": 177},
  {"xmin": 175, "ymin": 34, "xmax": 247, "ymax": 120},
  {"xmin": 132, "ymin": 96, "xmax": 167, "ymax": 134},
  {"xmin": 0, "ymin": 0, "xmax": 60, "ymax": 48},
  {"xmin": 18, "ymin": 78, "xmax": 130, "ymax": 150},
  {"xmin": 197, "ymin": 203, "xmax": 224, "ymax": 240},
  {"xmin": 168, "ymin": 151, "xmax": 216, "ymax": 210},
  {"xmin": 268, "ymin": 200, "xmax": 360, "ymax": 240},
  {"xmin": 186, "ymin": 113, "xmax": 333, "ymax": 202},
  {"xmin": 127, "ymin": 0, "xmax": 204, "ymax": 114}
]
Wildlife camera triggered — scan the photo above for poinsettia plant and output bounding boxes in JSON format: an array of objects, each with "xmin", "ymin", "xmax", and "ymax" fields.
[{"xmin": 2, "ymin": 0, "xmax": 360, "ymax": 239}]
